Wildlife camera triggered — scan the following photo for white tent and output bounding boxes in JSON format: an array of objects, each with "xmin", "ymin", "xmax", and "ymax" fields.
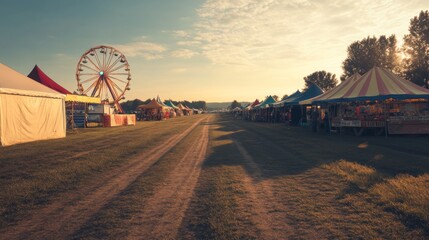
[{"xmin": 0, "ymin": 63, "xmax": 66, "ymax": 146}]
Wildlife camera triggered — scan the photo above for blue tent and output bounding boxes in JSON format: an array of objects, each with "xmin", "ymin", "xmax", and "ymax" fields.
[
  {"xmin": 253, "ymin": 95, "xmax": 277, "ymax": 109},
  {"xmin": 285, "ymin": 84, "xmax": 323, "ymax": 106},
  {"xmin": 272, "ymin": 90, "xmax": 302, "ymax": 107}
]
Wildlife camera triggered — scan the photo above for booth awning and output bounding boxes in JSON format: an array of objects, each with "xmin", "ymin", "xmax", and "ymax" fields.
[
  {"xmin": 317, "ymin": 67, "xmax": 429, "ymax": 102},
  {"xmin": 65, "ymin": 94, "xmax": 101, "ymax": 103}
]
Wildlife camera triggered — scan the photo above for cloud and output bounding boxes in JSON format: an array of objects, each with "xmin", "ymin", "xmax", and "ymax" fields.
[
  {"xmin": 171, "ymin": 68, "xmax": 188, "ymax": 73},
  {"xmin": 177, "ymin": 40, "xmax": 201, "ymax": 46},
  {"xmin": 112, "ymin": 40, "xmax": 167, "ymax": 59},
  {"xmin": 173, "ymin": 30, "xmax": 189, "ymax": 38},
  {"xmin": 171, "ymin": 49, "xmax": 198, "ymax": 59},
  {"xmin": 185, "ymin": 0, "xmax": 425, "ymax": 71}
]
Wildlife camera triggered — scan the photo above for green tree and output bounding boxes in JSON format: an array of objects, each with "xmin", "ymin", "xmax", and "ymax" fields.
[
  {"xmin": 341, "ymin": 35, "xmax": 399, "ymax": 80},
  {"xmin": 272, "ymin": 95, "xmax": 279, "ymax": 101},
  {"xmin": 303, "ymin": 71, "xmax": 338, "ymax": 91},
  {"xmin": 229, "ymin": 100, "xmax": 242, "ymax": 110},
  {"xmin": 281, "ymin": 94, "xmax": 289, "ymax": 100},
  {"xmin": 120, "ymin": 98, "xmax": 148, "ymax": 113},
  {"xmin": 402, "ymin": 10, "xmax": 429, "ymax": 88}
]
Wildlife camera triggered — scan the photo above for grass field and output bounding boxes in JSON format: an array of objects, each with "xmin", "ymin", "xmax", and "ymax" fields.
[{"xmin": 1, "ymin": 113, "xmax": 428, "ymax": 239}]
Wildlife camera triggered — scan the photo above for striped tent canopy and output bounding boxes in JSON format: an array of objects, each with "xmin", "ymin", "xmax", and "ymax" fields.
[
  {"xmin": 156, "ymin": 95, "xmax": 171, "ymax": 108},
  {"xmin": 244, "ymin": 99, "xmax": 260, "ymax": 110},
  {"xmin": 164, "ymin": 99, "xmax": 179, "ymax": 109},
  {"xmin": 300, "ymin": 73, "xmax": 361, "ymax": 105},
  {"xmin": 253, "ymin": 95, "xmax": 277, "ymax": 109},
  {"xmin": 324, "ymin": 67, "xmax": 429, "ymax": 102}
]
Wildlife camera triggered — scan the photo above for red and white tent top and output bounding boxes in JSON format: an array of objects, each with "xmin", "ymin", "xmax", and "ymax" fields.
[
  {"xmin": 307, "ymin": 67, "xmax": 429, "ymax": 103},
  {"xmin": 27, "ymin": 65, "xmax": 71, "ymax": 94},
  {"xmin": 0, "ymin": 63, "xmax": 65, "ymax": 99},
  {"xmin": 300, "ymin": 73, "xmax": 361, "ymax": 105}
]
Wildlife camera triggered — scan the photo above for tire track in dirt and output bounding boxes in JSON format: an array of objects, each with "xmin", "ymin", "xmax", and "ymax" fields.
[
  {"xmin": 125, "ymin": 119, "xmax": 210, "ymax": 240},
  {"xmin": 0, "ymin": 118, "xmax": 206, "ymax": 240},
  {"xmin": 234, "ymin": 140, "xmax": 294, "ymax": 239}
]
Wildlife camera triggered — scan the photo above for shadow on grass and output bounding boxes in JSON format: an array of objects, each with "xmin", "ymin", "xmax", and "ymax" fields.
[
  {"xmin": 199, "ymin": 114, "xmax": 429, "ymax": 237},
  {"xmin": 205, "ymin": 114, "xmax": 429, "ymax": 179}
]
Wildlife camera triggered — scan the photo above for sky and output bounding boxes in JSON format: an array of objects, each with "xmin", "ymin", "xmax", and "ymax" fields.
[{"xmin": 0, "ymin": 0, "xmax": 427, "ymax": 102}]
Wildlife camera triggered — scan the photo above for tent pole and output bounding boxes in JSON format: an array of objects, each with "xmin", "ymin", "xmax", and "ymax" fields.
[{"xmin": 384, "ymin": 101, "xmax": 388, "ymax": 138}]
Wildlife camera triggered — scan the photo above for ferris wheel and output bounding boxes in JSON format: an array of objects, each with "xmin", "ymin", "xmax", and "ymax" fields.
[{"xmin": 76, "ymin": 45, "xmax": 131, "ymax": 113}]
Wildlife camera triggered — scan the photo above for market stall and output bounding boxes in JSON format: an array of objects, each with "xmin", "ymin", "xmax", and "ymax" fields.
[
  {"xmin": 137, "ymin": 98, "xmax": 172, "ymax": 120},
  {"xmin": 312, "ymin": 67, "xmax": 429, "ymax": 135},
  {"xmin": 386, "ymin": 100, "xmax": 429, "ymax": 134},
  {"xmin": 65, "ymin": 94, "xmax": 102, "ymax": 128}
]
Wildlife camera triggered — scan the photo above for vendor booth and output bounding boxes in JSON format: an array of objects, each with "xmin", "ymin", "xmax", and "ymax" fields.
[
  {"xmin": 250, "ymin": 96, "xmax": 277, "ymax": 122},
  {"xmin": 304, "ymin": 67, "xmax": 429, "ymax": 135},
  {"xmin": 138, "ymin": 98, "xmax": 172, "ymax": 120},
  {"xmin": 164, "ymin": 99, "xmax": 180, "ymax": 118}
]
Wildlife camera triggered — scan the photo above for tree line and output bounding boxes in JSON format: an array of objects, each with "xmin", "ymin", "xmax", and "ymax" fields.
[
  {"xmin": 120, "ymin": 99, "xmax": 207, "ymax": 113},
  {"xmin": 304, "ymin": 10, "xmax": 429, "ymax": 91}
]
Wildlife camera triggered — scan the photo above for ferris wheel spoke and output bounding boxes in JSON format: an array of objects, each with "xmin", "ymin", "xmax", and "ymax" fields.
[
  {"xmin": 109, "ymin": 78, "xmax": 125, "ymax": 93},
  {"xmin": 105, "ymin": 57, "xmax": 121, "ymax": 73},
  {"xmin": 109, "ymin": 75, "xmax": 129, "ymax": 84},
  {"xmin": 105, "ymin": 49, "xmax": 114, "ymax": 71},
  {"xmin": 109, "ymin": 64, "xmax": 127, "ymax": 73},
  {"xmin": 106, "ymin": 76, "xmax": 121, "ymax": 92},
  {"xmin": 79, "ymin": 73, "xmax": 98, "ymax": 76},
  {"xmin": 97, "ymin": 80, "xmax": 105, "ymax": 98},
  {"xmin": 102, "ymin": 49, "xmax": 106, "ymax": 70},
  {"xmin": 93, "ymin": 50, "xmax": 103, "ymax": 70},
  {"xmin": 90, "ymin": 78, "xmax": 103, "ymax": 97},
  {"xmin": 81, "ymin": 64, "xmax": 99, "ymax": 73},
  {"xmin": 83, "ymin": 78, "xmax": 100, "ymax": 95},
  {"xmin": 80, "ymin": 76, "xmax": 99, "ymax": 84},
  {"xmin": 85, "ymin": 56, "xmax": 101, "ymax": 72},
  {"xmin": 105, "ymin": 79, "xmax": 119, "ymax": 102},
  {"xmin": 109, "ymin": 73, "xmax": 129, "ymax": 75},
  {"xmin": 114, "ymin": 85, "xmax": 125, "ymax": 97},
  {"xmin": 106, "ymin": 77, "xmax": 122, "ymax": 97}
]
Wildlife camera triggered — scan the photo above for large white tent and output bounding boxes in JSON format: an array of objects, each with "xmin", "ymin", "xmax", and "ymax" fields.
[{"xmin": 0, "ymin": 63, "xmax": 66, "ymax": 146}]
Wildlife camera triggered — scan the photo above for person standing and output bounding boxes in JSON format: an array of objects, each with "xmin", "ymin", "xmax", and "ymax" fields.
[
  {"xmin": 324, "ymin": 110, "xmax": 330, "ymax": 133},
  {"xmin": 311, "ymin": 107, "xmax": 319, "ymax": 132}
]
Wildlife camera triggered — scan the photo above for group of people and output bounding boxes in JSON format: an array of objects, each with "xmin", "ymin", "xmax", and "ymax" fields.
[{"xmin": 310, "ymin": 107, "xmax": 330, "ymax": 133}]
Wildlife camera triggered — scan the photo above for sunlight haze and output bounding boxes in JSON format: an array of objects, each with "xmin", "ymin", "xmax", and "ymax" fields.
[{"xmin": 0, "ymin": 0, "xmax": 426, "ymax": 102}]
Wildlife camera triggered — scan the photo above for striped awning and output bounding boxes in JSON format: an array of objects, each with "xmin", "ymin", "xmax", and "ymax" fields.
[
  {"xmin": 305, "ymin": 67, "xmax": 429, "ymax": 103},
  {"xmin": 299, "ymin": 73, "xmax": 361, "ymax": 105}
]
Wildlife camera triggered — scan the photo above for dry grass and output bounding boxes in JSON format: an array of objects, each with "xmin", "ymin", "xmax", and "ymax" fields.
[
  {"xmin": 179, "ymin": 119, "xmax": 258, "ymax": 240},
  {"xmin": 1, "ymin": 113, "xmax": 429, "ymax": 239},
  {"xmin": 196, "ymin": 114, "xmax": 429, "ymax": 239},
  {"xmin": 71, "ymin": 122, "xmax": 208, "ymax": 239},
  {"xmin": 371, "ymin": 174, "xmax": 429, "ymax": 225},
  {"xmin": 0, "ymin": 115, "xmax": 204, "ymax": 229},
  {"xmin": 322, "ymin": 160, "xmax": 383, "ymax": 189}
]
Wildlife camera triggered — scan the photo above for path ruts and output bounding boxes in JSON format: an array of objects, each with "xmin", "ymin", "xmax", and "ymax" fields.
[
  {"xmin": 125, "ymin": 120, "xmax": 210, "ymax": 239},
  {"xmin": 0, "ymin": 118, "xmax": 206, "ymax": 240}
]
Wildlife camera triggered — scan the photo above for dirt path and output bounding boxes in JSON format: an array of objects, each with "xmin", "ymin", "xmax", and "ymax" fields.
[
  {"xmin": 125, "ymin": 120, "xmax": 210, "ymax": 239},
  {"xmin": 0, "ymin": 118, "xmax": 206, "ymax": 240},
  {"xmin": 234, "ymin": 140, "xmax": 294, "ymax": 239}
]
